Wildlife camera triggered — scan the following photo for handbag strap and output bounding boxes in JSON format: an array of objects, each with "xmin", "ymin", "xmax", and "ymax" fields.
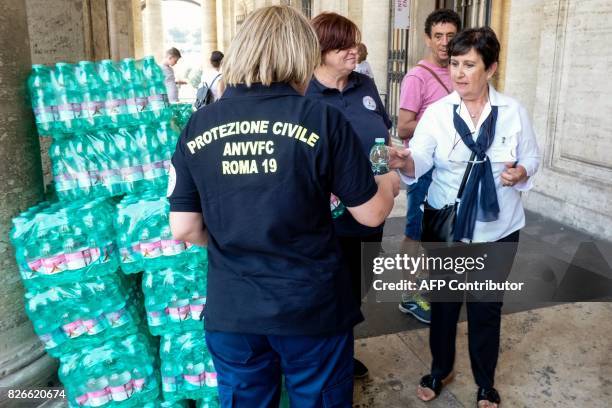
[
  {"xmin": 456, "ymin": 151, "xmax": 476, "ymax": 202},
  {"xmin": 416, "ymin": 64, "xmax": 451, "ymax": 94}
]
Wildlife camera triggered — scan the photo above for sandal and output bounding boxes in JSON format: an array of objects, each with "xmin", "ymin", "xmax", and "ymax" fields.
[
  {"xmin": 477, "ymin": 387, "xmax": 501, "ymax": 408},
  {"xmin": 416, "ymin": 371, "xmax": 454, "ymax": 402}
]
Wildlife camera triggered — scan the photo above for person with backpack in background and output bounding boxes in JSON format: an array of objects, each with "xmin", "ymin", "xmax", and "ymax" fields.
[{"xmin": 195, "ymin": 51, "xmax": 224, "ymax": 109}]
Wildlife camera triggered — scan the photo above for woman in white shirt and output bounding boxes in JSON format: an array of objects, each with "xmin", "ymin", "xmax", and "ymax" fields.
[
  {"xmin": 200, "ymin": 50, "xmax": 225, "ymax": 101},
  {"xmin": 390, "ymin": 27, "xmax": 540, "ymax": 408}
]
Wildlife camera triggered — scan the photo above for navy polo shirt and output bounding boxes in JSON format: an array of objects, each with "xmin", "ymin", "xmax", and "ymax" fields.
[
  {"xmin": 306, "ymin": 72, "xmax": 392, "ymax": 237},
  {"xmin": 168, "ymin": 82, "xmax": 377, "ymax": 336}
]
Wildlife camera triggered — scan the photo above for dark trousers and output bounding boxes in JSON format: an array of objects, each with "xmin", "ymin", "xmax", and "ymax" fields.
[
  {"xmin": 206, "ymin": 330, "xmax": 354, "ymax": 408},
  {"xmin": 429, "ymin": 230, "xmax": 520, "ymax": 389},
  {"xmin": 338, "ymin": 231, "xmax": 384, "ymax": 306}
]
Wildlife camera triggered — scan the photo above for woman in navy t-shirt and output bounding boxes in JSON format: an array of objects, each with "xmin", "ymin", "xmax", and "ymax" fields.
[{"xmin": 307, "ymin": 12, "xmax": 393, "ymax": 380}]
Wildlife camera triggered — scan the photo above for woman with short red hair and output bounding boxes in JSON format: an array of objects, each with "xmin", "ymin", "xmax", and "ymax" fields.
[{"xmin": 307, "ymin": 12, "xmax": 393, "ymax": 380}]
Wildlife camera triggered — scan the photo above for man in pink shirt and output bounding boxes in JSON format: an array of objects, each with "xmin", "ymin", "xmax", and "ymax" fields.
[{"xmin": 397, "ymin": 9, "xmax": 461, "ymax": 324}]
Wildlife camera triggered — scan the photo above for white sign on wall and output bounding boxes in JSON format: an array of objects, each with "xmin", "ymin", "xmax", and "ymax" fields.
[{"xmin": 394, "ymin": 0, "xmax": 411, "ymax": 30}]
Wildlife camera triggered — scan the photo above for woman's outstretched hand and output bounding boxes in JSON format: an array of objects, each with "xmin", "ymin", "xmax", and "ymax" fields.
[{"xmin": 388, "ymin": 147, "xmax": 415, "ymax": 177}]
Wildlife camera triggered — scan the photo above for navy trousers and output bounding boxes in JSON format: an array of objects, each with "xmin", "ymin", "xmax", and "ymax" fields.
[
  {"xmin": 206, "ymin": 330, "xmax": 354, "ymax": 408},
  {"xmin": 429, "ymin": 230, "xmax": 520, "ymax": 389}
]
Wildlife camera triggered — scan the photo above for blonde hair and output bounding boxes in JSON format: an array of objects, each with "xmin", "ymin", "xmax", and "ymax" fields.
[{"xmin": 222, "ymin": 6, "xmax": 320, "ymax": 87}]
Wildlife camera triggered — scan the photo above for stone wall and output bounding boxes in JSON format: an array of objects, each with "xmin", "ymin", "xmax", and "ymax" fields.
[
  {"xmin": 0, "ymin": 0, "xmax": 58, "ymax": 389},
  {"xmin": 26, "ymin": 0, "xmax": 88, "ymax": 65},
  {"xmin": 504, "ymin": 0, "xmax": 612, "ymax": 241}
]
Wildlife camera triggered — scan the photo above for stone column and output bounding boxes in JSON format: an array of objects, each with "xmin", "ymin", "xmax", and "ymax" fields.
[
  {"xmin": 0, "ymin": 0, "xmax": 57, "ymax": 389},
  {"xmin": 313, "ymin": 0, "xmax": 348, "ymax": 16},
  {"xmin": 216, "ymin": 0, "xmax": 225, "ymax": 51},
  {"xmin": 221, "ymin": 0, "xmax": 233, "ymax": 51},
  {"xmin": 361, "ymin": 0, "xmax": 389, "ymax": 94},
  {"xmin": 25, "ymin": 0, "xmax": 89, "ymax": 65},
  {"xmin": 26, "ymin": 0, "xmax": 110, "ymax": 188},
  {"xmin": 107, "ymin": 0, "xmax": 135, "ymax": 60},
  {"xmin": 201, "ymin": 0, "xmax": 218, "ymax": 67},
  {"xmin": 132, "ymin": 0, "xmax": 145, "ymax": 58},
  {"xmin": 490, "ymin": 0, "xmax": 511, "ymax": 91},
  {"xmin": 85, "ymin": 0, "xmax": 112, "ymax": 61},
  {"xmin": 348, "ymin": 1, "xmax": 363, "ymax": 31},
  {"xmin": 142, "ymin": 0, "xmax": 165, "ymax": 63}
]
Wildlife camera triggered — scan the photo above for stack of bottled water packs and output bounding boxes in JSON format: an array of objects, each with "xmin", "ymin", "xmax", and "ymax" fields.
[
  {"xmin": 29, "ymin": 57, "xmax": 171, "ymax": 137},
  {"xmin": 28, "ymin": 58, "xmax": 182, "ymax": 201},
  {"xmin": 11, "ymin": 198, "xmax": 119, "ymax": 290},
  {"xmin": 114, "ymin": 193, "xmax": 218, "ymax": 403},
  {"xmin": 58, "ymin": 333, "xmax": 159, "ymax": 407},
  {"xmin": 160, "ymin": 331, "xmax": 217, "ymax": 402},
  {"xmin": 114, "ymin": 193, "xmax": 205, "ymax": 275},
  {"xmin": 17, "ymin": 56, "xmax": 221, "ymax": 406}
]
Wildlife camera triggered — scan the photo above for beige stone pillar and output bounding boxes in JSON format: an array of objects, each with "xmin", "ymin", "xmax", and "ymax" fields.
[
  {"xmin": 0, "ymin": 0, "xmax": 57, "ymax": 389},
  {"xmin": 26, "ymin": 0, "xmax": 110, "ymax": 189},
  {"xmin": 221, "ymin": 0, "xmax": 233, "ymax": 51},
  {"xmin": 361, "ymin": 0, "xmax": 389, "ymax": 94},
  {"xmin": 132, "ymin": 0, "xmax": 144, "ymax": 58},
  {"xmin": 84, "ymin": 0, "xmax": 112, "ymax": 61},
  {"xmin": 490, "ymin": 0, "xmax": 511, "ymax": 92},
  {"xmin": 313, "ymin": 0, "xmax": 347, "ymax": 16},
  {"xmin": 202, "ymin": 0, "xmax": 218, "ymax": 66},
  {"xmin": 107, "ymin": 0, "xmax": 135, "ymax": 60},
  {"xmin": 216, "ymin": 0, "xmax": 226, "ymax": 51},
  {"xmin": 142, "ymin": 0, "xmax": 165, "ymax": 63},
  {"xmin": 26, "ymin": 0, "xmax": 90, "ymax": 64},
  {"xmin": 348, "ymin": 1, "xmax": 363, "ymax": 31}
]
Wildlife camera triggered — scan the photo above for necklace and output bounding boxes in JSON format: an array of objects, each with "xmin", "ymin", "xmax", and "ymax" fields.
[
  {"xmin": 467, "ymin": 104, "xmax": 483, "ymax": 118},
  {"xmin": 465, "ymin": 98, "xmax": 489, "ymax": 119}
]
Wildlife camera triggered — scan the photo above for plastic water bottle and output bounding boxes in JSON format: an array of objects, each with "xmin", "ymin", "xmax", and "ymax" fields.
[
  {"xmin": 87, "ymin": 136, "xmax": 107, "ymax": 196},
  {"xmin": 28, "ymin": 64, "xmax": 58, "ymax": 134},
  {"xmin": 82, "ymin": 310, "xmax": 107, "ymax": 337},
  {"xmin": 63, "ymin": 237, "xmax": 88, "ymax": 272},
  {"xmin": 115, "ymin": 128, "xmax": 144, "ymax": 193},
  {"xmin": 190, "ymin": 295, "xmax": 206, "ymax": 322},
  {"xmin": 369, "ymin": 138, "xmax": 389, "ymax": 175},
  {"xmin": 199, "ymin": 395, "xmax": 220, "ymax": 408},
  {"xmin": 77, "ymin": 61, "xmax": 107, "ymax": 129},
  {"xmin": 183, "ymin": 362, "xmax": 203, "ymax": 391},
  {"xmin": 86, "ymin": 376, "xmax": 110, "ymax": 407},
  {"xmin": 98, "ymin": 60, "xmax": 129, "ymax": 127},
  {"xmin": 142, "ymin": 56, "xmax": 170, "ymax": 119},
  {"xmin": 131, "ymin": 367, "xmax": 147, "ymax": 393},
  {"xmin": 157, "ymin": 121, "xmax": 179, "ymax": 167},
  {"xmin": 136, "ymin": 124, "xmax": 158, "ymax": 182},
  {"xmin": 50, "ymin": 141, "xmax": 78, "ymax": 200},
  {"xmin": 101, "ymin": 131, "xmax": 124, "ymax": 196},
  {"xmin": 109, "ymin": 370, "xmax": 132, "ymax": 401},
  {"xmin": 53, "ymin": 62, "xmax": 86, "ymax": 132},
  {"xmin": 160, "ymin": 225, "xmax": 185, "ymax": 257},
  {"xmin": 330, "ymin": 194, "xmax": 345, "ymax": 219},
  {"xmin": 162, "ymin": 362, "xmax": 181, "ymax": 394},
  {"xmin": 204, "ymin": 354, "xmax": 217, "ymax": 388},
  {"xmin": 72, "ymin": 137, "xmax": 93, "ymax": 196},
  {"xmin": 140, "ymin": 227, "xmax": 162, "ymax": 259},
  {"xmin": 121, "ymin": 58, "xmax": 151, "ymax": 123}
]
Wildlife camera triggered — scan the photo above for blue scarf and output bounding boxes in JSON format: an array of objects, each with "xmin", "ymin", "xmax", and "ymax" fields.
[{"xmin": 453, "ymin": 104, "xmax": 500, "ymax": 241}]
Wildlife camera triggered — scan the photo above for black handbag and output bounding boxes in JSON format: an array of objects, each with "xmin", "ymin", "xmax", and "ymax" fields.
[{"xmin": 421, "ymin": 151, "xmax": 476, "ymax": 243}]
